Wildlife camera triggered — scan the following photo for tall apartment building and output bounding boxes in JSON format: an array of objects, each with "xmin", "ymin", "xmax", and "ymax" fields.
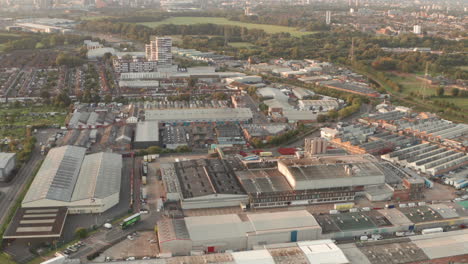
[
  {"xmin": 145, "ymin": 36, "xmax": 172, "ymax": 65},
  {"xmin": 305, "ymin": 137, "xmax": 328, "ymax": 156},
  {"xmin": 325, "ymin": 11, "xmax": 331, "ymax": 25},
  {"xmin": 413, "ymin": 25, "xmax": 422, "ymax": 34}
]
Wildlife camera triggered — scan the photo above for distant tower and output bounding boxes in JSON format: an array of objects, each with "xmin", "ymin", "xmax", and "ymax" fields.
[
  {"xmin": 413, "ymin": 25, "xmax": 422, "ymax": 34},
  {"xmin": 355, "ymin": 0, "xmax": 359, "ymax": 7},
  {"xmin": 325, "ymin": 11, "xmax": 331, "ymax": 25},
  {"xmin": 305, "ymin": 138, "xmax": 328, "ymax": 156},
  {"xmin": 145, "ymin": 36, "xmax": 172, "ymax": 65}
]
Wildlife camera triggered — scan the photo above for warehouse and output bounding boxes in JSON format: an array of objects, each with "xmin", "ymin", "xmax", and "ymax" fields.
[
  {"xmin": 22, "ymin": 146, "xmax": 122, "ymax": 214},
  {"xmin": 162, "ymin": 159, "xmax": 248, "ymax": 209},
  {"xmin": 0, "ymin": 152, "xmax": 16, "ymax": 181},
  {"xmin": 381, "ymin": 143, "xmax": 468, "ymax": 176},
  {"xmin": 162, "ymin": 126, "xmax": 188, "ymax": 150},
  {"xmin": 278, "ymin": 155, "xmax": 385, "ymax": 191},
  {"xmin": 145, "ymin": 108, "xmax": 253, "ymax": 124},
  {"xmin": 298, "ymin": 100, "xmax": 339, "ymax": 112},
  {"xmin": 134, "ymin": 121, "xmax": 160, "ymax": 149},
  {"xmin": 157, "ymin": 210, "xmax": 322, "ymax": 255}
]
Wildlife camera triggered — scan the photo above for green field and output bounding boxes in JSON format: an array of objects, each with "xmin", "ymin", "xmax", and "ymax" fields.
[
  {"xmin": 229, "ymin": 42, "xmax": 256, "ymax": 48},
  {"xmin": 138, "ymin": 17, "xmax": 313, "ymax": 37},
  {"xmin": 0, "ymin": 253, "xmax": 15, "ymax": 264},
  {"xmin": 80, "ymin": 15, "xmax": 114, "ymax": 21},
  {"xmin": 389, "ymin": 75, "xmax": 437, "ymax": 96},
  {"xmin": 388, "ymin": 74, "xmax": 468, "ymax": 111}
]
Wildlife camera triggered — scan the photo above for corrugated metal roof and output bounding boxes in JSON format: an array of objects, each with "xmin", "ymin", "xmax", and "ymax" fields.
[
  {"xmin": 248, "ymin": 211, "xmax": 320, "ymax": 232},
  {"xmin": 24, "ymin": 146, "xmax": 85, "ymax": 203},
  {"xmin": 232, "ymin": 249, "xmax": 275, "ymax": 264},
  {"xmin": 185, "ymin": 214, "xmax": 253, "ymax": 241},
  {"xmin": 72, "ymin": 152, "xmax": 122, "ymax": 201},
  {"xmin": 0, "ymin": 152, "xmax": 15, "ymax": 169},
  {"xmin": 135, "ymin": 121, "xmax": 159, "ymax": 143}
]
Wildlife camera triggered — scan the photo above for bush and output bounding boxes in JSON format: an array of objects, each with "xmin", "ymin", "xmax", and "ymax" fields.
[{"xmin": 75, "ymin": 227, "xmax": 88, "ymax": 239}]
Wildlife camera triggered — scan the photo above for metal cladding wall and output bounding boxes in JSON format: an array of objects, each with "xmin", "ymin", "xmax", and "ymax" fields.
[{"xmin": 247, "ymin": 227, "xmax": 322, "ymax": 248}]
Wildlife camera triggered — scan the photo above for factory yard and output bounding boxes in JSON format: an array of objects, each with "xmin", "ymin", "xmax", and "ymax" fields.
[{"xmin": 94, "ymin": 231, "xmax": 159, "ymax": 262}]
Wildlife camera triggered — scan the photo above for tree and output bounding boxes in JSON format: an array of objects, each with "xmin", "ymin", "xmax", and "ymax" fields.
[
  {"xmin": 75, "ymin": 227, "xmax": 88, "ymax": 239},
  {"xmin": 451, "ymin": 88, "xmax": 459, "ymax": 97},
  {"xmin": 327, "ymin": 109, "xmax": 338, "ymax": 120},
  {"xmin": 104, "ymin": 94, "xmax": 112, "ymax": 103},
  {"xmin": 436, "ymin": 87, "xmax": 445, "ymax": 97},
  {"xmin": 317, "ymin": 114, "xmax": 327, "ymax": 123}
]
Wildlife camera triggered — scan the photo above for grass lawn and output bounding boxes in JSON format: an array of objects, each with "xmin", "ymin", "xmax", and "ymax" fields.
[
  {"xmin": 80, "ymin": 15, "xmax": 113, "ymax": 21},
  {"xmin": 138, "ymin": 17, "xmax": 314, "ymax": 37},
  {"xmin": 0, "ymin": 43, "xmax": 5, "ymax": 52},
  {"xmin": 229, "ymin": 42, "xmax": 256, "ymax": 48},
  {"xmin": 436, "ymin": 97, "xmax": 468, "ymax": 110},
  {"xmin": 0, "ymin": 253, "xmax": 16, "ymax": 264},
  {"xmin": 389, "ymin": 74, "xmax": 437, "ymax": 96}
]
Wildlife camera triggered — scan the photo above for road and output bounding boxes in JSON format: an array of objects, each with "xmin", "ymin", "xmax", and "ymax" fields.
[{"xmin": 0, "ymin": 130, "xmax": 55, "ymax": 226}]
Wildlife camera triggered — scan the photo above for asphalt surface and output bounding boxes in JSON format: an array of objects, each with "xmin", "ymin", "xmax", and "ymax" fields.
[{"xmin": 0, "ymin": 129, "xmax": 56, "ymax": 226}]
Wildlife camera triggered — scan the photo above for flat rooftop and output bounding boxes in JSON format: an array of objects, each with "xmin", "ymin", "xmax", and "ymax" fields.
[
  {"xmin": 236, "ymin": 169, "xmax": 292, "ymax": 194},
  {"xmin": 398, "ymin": 206, "xmax": 444, "ymax": 223},
  {"xmin": 314, "ymin": 211, "xmax": 392, "ymax": 234},
  {"xmin": 135, "ymin": 121, "xmax": 159, "ymax": 143},
  {"xmin": 145, "ymin": 108, "xmax": 253, "ymax": 122},
  {"xmin": 3, "ymin": 207, "xmax": 68, "ymax": 239},
  {"xmin": 173, "ymin": 159, "xmax": 245, "ymax": 199}
]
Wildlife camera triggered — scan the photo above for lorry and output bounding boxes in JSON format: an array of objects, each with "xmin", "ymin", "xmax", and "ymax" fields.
[
  {"xmin": 421, "ymin": 227, "xmax": 443, "ymax": 235},
  {"xmin": 142, "ymin": 176, "xmax": 147, "ymax": 185},
  {"xmin": 141, "ymin": 187, "xmax": 148, "ymax": 200}
]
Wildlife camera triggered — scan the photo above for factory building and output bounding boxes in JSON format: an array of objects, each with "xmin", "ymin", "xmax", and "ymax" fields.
[
  {"xmin": 0, "ymin": 152, "xmax": 16, "ymax": 181},
  {"xmin": 145, "ymin": 108, "xmax": 253, "ymax": 125},
  {"xmin": 298, "ymin": 100, "xmax": 339, "ymax": 112},
  {"xmin": 382, "ymin": 143, "xmax": 468, "ymax": 176},
  {"xmin": 133, "ymin": 121, "xmax": 160, "ymax": 149},
  {"xmin": 160, "ymin": 159, "xmax": 248, "ymax": 209},
  {"xmin": 162, "ymin": 126, "xmax": 188, "ymax": 150},
  {"xmin": 215, "ymin": 124, "xmax": 246, "ymax": 146},
  {"xmin": 158, "ymin": 210, "xmax": 322, "ymax": 255},
  {"xmin": 22, "ymin": 146, "xmax": 122, "ymax": 214}
]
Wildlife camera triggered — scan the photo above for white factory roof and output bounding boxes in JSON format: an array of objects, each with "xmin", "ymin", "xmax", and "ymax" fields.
[
  {"xmin": 282, "ymin": 110, "xmax": 317, "ymax": 121},
  {"xmin": 145, "ymin": 108, "xmax": 253, "ymax": 122},
  {"xmin": 184, "ymin": 214, "xmax": 253, "ymax": 241},
  {"xmin": 135, "ymin": 121, "xmax": 159, "ymax": 143},
  {"xmin": 72, "ymin": 152, "xmax": 122, "ymax": 201},
  {"xmin": 119, "ymin": 80, "xmax": 160, "ymax": 88},
  {"xmin": 23, "ymin": 146, "xmax": 121, "ymax": 205},
  {"xmin": 248, "ymin": 210, "xmax": 320, "ymax": 233},
  {"xmin": 232, "ymin": 250, "xmax": 275, "ymax": 264},
  {"xmin": 410, "ymin": 229, "xmax": 468, "ymax": 260},
  {"xmin": 298, "ymin": 240, "xmax": 349, "ymax": 264},
  {"xmin": 23, "ymin": 146, "xmax": 86, "ymax": 203},
  {"xmin": 0, "ymin": 152, "xmax": 15, "ymax": 168}
]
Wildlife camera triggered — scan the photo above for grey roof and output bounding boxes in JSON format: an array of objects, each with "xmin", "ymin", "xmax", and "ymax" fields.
[
  {"xmin": 72, "ymin": 152, "xmax": 122, "ymax": 201},
  {"xmin": 0, "ymin": 152, "xmax": 15, "ymax": 168},
  {"xmin": 247, "ymin": 210, "xmax": 320, "ymax": 232},
  {"xmin": 185, "ymin": 214, "xmax": 253, "ymax": 241},
  {"xmin": 23, "ymin": 146, "xmax": 86, "ymax": 203},
  {"xmin": 145, "ymin": 108, "xmax": 253, "ymax": 122},
  {"xmin": 135, "ymin": 121, "xmax": 159, "ymax": 143}
]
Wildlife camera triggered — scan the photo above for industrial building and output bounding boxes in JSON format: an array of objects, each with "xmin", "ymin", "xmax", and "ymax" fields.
[
  {"xmin": 162, "ymin": 126, "xmax": 188, "ymax": 150},
  {"xmin": 241, "ymin": 123, "xmax": 291, "ymax": 143},
  {"xmin": 160, "ymin": 159, "xmax": 248, "ymax": 209},
  {"xmin": 0, "ymin": 152, "xmax": 16, "ymax": 181},
  {"xmin": 298, "ymin": 100, "xmax": 339, "ymax": 112},
  {"xmin": 145, "ymin": 108, "xmax": 253, "ymax": 124},
  {"xmin": 382, "ymin": 143, "xmax": 468, "ymax": 176},
  {"xmin": 215, "ymin": 124, "xmax": 246, "ymax": 145},
  {"xmin": 22, "ymin": 146, "xmax": 122, "ymax": 214},
  {"xmin": 158, "ymin": 210, "xmax": 322, "ymax": 255},
  {"xmin": 134, "ymin": 121, "xmax": 159, "ymax": 149}
]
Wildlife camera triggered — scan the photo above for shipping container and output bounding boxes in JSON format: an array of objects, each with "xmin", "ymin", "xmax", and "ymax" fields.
[{"xmin": 259, "ymin": 152, "xmax": 273, "ymax": 157}]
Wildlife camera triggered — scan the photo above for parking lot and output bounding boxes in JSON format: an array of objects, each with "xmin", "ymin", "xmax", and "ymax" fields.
[{"xmin": 94, "ymin": 231, "xmax": 159, "ymax": 262}]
